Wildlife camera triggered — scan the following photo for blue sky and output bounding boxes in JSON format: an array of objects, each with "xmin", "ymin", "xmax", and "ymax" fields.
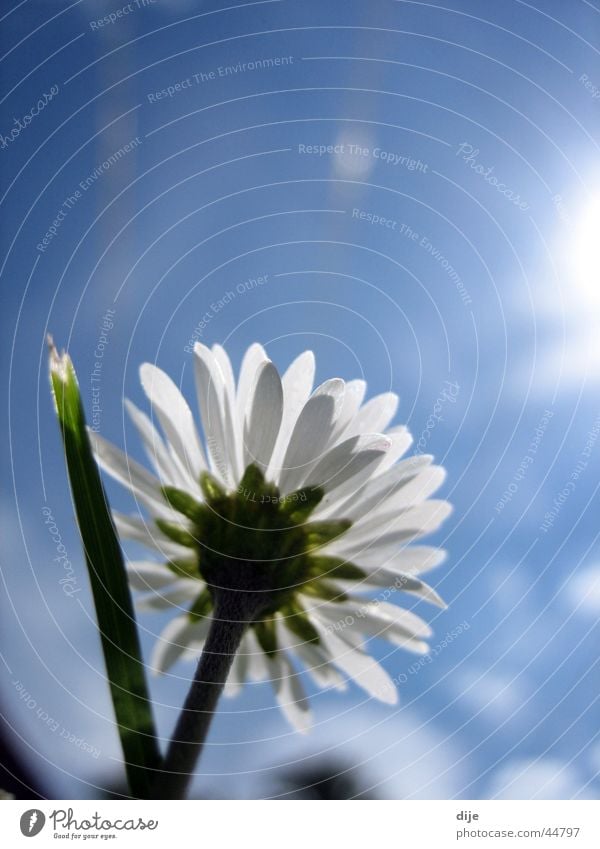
[{"xmin": 1, "ymin": 0, "xmax": 600, "ymax": 799}]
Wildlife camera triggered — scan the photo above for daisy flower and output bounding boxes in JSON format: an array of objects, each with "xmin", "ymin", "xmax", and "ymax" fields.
[{"xmin": 91, "ymin": 343, "xmax": 451, "ymax": 733}]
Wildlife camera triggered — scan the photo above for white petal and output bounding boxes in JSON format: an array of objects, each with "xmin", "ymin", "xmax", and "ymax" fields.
[
  {"xmin": 338, "ymin": 456, "xmax": 434, "ymax": 521},
  {"xmin": 346, "ymin": 392, "xmax": 399, "ymax": 437},
  {"xmin": 212, "ymin": 344, "xmax": 236, "ymax": 400},
  {"xmin": 376, "ymin": 425, "xmax": 414, "ymax": 472},
  {"xmin": 379, "ymin": 546, "xmax": 448, "ymax": 576},
  {"xmin": 329, "ymin": 535, "xmax": 443, "ymax": 575},
  {"xmin": 268, "ymin": 651, "xmax": 312, "ymax": 733},
  {"xmin": 354, "ymin": 569, "xmax": 447, "ymax": 608},
  {"xmin": 348, "ymin": 597, "xmax": 431, "ymax": 639},
  {"xmin": 236, "ymin": 343, "xmax": 268, "ymax": 420},
  {"xmin": 332, "ymin": 379, "xmax": 367, "ymax": 438},
  {"xmin": 277, "ymin": 616, "xmax": 347, "ymax": 691},
  {"xmin": 125, "ymin": 400, "xmax": 200, "ymax": 493},
  {"xmin": 193, "ymin": 344, "xmax": 232, "ymax": 485},
  {"xmin": 381, "ymin": 465, "xmax": 446, "ymax": 511},
  {"xmin": 151, "ymin": 614, "xmax": 211, "ymax": 673},
  {"xmin": 294, "ymin": 643, "xmax": 348, "ymax": 691},
  {"xmin": 277, "ymin": 378, "xmax": 346, "ymax": 494},
  {"xmin": 137, "ymin": 583, "xmax": 200, "ymax": 611},
  {"xmin": 223, "ymin": 633, "xmax": 253, "ymax": 697},
  {"xmin": 89, "ymin": 429, "xmax": 172, "ymax": 517},
  {"xmin": 212, "ymin": 345, "xmax": 245, "ymax": 481},
  {"xmin": 345, "ymin": 467, "xmax": 447, "ymax": 528},
  {"xmin": 329, "ymin": 501, "xmax": 452, "ymax": 562},
  {"xmin": 243, "ymin": 629, "xmax": 270, "ymax": 682},
  {"xmin": 125, "ymin": 400, "xmax": 175, "ymax": 482},
  {"xmin": 300, "ymin": 594, "xmax": 364, "ymax": 650},
  {"xmin": 223, "ymin": 657, "xmax": 243, "ymax": 697},
  {"xmin": 304, "ymin": 433, "xmax": 391, "ymax": 492},
  {"xmin": 139, "ymin": 364, "xmax": 206, "ymax": 479},
  {"xmin": 311, "ymin": 618, "xmax": 398, "ymax": 704},
  {"xmin": 113, "ymin": 511, "xmax": 191, "ymax": 560},
  {"xmin": 223, "ymin": 398, "xmax": 244, "ymax": 483},
  {"xmin": 126, "ymin": 560, "xmax": 179, "ymax": 591},
  {"xmin": 179, "ymin": 617, "xmax": 220, "ymax": 660},
  {"xmin": 268, "ymin": 350, "xmax": 315, "ymax": 475},
  {"xmin": 243, "ymin": 361, "xmax": 283, "ymax": 470},
  {"xmin": 315, "ymin": 597, "xmax": 431, "ymax": 649},
  {"xmin": 342, "ymin": 542, "xmax": 448, "ymax": 575},
  {"xmin": 339, "ymin": 499, "xmax": 452, "ymax": 549},
  {"xmin": 319, "ymin": 453, "xmax": 432, "ymax": 522}
]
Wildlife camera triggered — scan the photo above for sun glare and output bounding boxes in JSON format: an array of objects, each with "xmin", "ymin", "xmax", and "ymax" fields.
[{"xmin": 573, "ymin": 195, "xmax": 600, "ymax": 305}]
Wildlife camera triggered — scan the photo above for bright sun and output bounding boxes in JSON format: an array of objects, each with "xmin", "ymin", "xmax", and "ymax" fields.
[{"xmin": 573, "ymin": 195, "xmax": 600, "ymax": 304}]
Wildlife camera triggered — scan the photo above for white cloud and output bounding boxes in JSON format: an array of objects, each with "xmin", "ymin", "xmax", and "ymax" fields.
[
  {"xmin": 566, "ymin": 565, "xmax": 600, "ymax": 615},
  {"xmin": 487, "ymin": 757, "xmax": 595, "ymax": 800}
]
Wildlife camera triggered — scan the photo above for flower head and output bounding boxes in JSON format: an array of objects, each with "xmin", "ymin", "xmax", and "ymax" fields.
[{"xmin": 91, "ymin": 343, "xmax": 451, "ymax": 731}]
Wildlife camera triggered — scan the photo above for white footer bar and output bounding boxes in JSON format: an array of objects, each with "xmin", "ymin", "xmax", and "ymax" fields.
[{"xmin": 0, "ymin": 800, "xmax": 598, "ymax": 847}]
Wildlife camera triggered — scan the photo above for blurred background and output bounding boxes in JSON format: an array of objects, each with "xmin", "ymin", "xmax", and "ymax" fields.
[{"xmin": 1, "ymin": 0, "xmax": 599, "ymax": 800}]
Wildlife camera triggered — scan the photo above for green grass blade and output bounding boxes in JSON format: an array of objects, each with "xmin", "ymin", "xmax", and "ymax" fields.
[{"xmin": 48, "ymin": 340, "xmax": 161, "ymax": 798}]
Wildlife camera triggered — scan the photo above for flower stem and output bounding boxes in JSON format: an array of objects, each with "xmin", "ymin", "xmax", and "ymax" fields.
[{"xmin": 153, "ymin": 590, "xmax": 260, "ymax": 799}]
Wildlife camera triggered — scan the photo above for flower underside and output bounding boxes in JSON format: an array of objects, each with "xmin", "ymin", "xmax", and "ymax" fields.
[
  {"xmin": 90, "ymin": 343, "xmax": 452, "ymax": 729},
  {"xmin": 157, "ymin": 463, "xmax": 363, "ymax": 655}
]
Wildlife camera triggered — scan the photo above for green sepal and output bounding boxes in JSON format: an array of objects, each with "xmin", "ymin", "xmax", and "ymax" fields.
[
  {"xmin": 308, "ymin": 556, "xmax": 366, "ymax": 582},
  {"xmin": 253, "ymin": 617, "xmax": 279, "ymax": 656},
  {"xmin": 199, "ymin": 471, "xmax": 226, "ymax": 502},
  {"xmin": 161, "ymin": 486, "xmax": 203, "ymax": 522},
  {"xmin": 238, "ymin": 463, "xmax": 266, "ymax": 496},
  {"xmin": 284, "ymin": 487, "xmax": 325, "ymax": 523},
  {"xmin": 187, "ymin": 589, "xmax": 212, "ymax": 621},
  {"xmin": 303, "ymin": 581, "xmax": 348, "ymax": 603},
  {"xmin": 304, "ymin": 519, "xmax": 352, "ymax": 548},
  {"xmin": 166, "ymin": 557, "xmax": 201, "ymax": 580},
  {"xmin": 282, "ymin": 600, "xmax": 321, "ymax": 644},
  {"xmin": 156, "ymin": 519, "xmax": 197, "ymax": 548}
]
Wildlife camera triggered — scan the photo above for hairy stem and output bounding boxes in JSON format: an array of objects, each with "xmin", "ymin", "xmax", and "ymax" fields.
[{"xmin": 153, "ymin": 591, "xmax": 261, "ymax": 799}]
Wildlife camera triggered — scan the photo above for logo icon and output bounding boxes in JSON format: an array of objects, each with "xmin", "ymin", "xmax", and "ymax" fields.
[{"xmin": 19, "ymin": 810, "xmax": 45, "ymax": 837}]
